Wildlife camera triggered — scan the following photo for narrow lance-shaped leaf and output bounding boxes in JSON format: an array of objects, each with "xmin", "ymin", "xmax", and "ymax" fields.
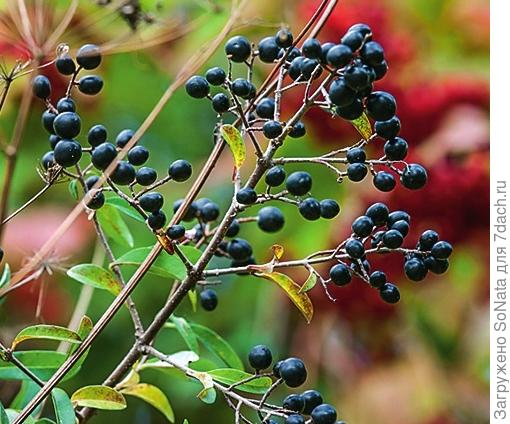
[
  {"xmin": 220, "ymin": 124, "xmax": 246, "ymax": 178},
  {"xmin": 299, "ymin": 271, "xmax": 318, "ymax": 293},
  {"xmin": 168, "ymin": 316, "xmax": 199, "ymax": 354},
  {"xmin": 208, "ymin": 369, "xmax": 272, "ymax": 394},
  {"xmin": 96, "ymin": 204, "xmax": 134, "ymax": 248},
  {"xmin": 12, "ymin": 324, "xmax": 82, "ymax": 350},
  {"xmin": 0, "ymin": 403, "xmax": 8, "ymax": 424},
  {"xmin": 120, "ymin": 384, "xmax": 175, "ymax": 423},
  {"xmin": 350, "ymin": 112, "xmax": 372, "ymax": 140},
  {"xmin": 67, "ymin": 264, "xmax": 123, "ymax": 296},
  {"xmin": 71, "ymin": 385, "xmax": 126, "ymax": 410},
  {"xmin": 255, "ymin": 272, "xmax": 314, "ymax": 323},
  {"xmin": 105, "ymin": 196, "xmax": 145, "ymax": 223},
  {"xmin": 51, "ymin": 388, "xmax": 75, "ymax": 424},
  {"xmin": 139, "ymin": 351, "xmax": 199, "ymax": 371},
  {"xmin": 0, "ymin": 263, "xmax": 11, "ymax": 289},
  {"xmin": 68, "ymin": 179, "xmax": 79, "ymax": 200}
]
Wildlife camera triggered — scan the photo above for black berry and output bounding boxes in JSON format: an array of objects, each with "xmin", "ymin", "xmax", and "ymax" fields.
[
  {"xmin": 258, "ymin": 36, "xmax": 280, "ymax": 63},
  {"xmin": 328, "ymin": 78, "xmax": 357, "ymax": 107},
  {"xmin": 375, "ymin": 116, "xmax": 401, "ymax": 139},
  {"xmin": 346, "ymin": 147, "xmax": 366, "ymax": 164},
  {"xmin": 401, "ymin": 164, "xmax": 428, "ymax": 190},
  {"xmin": 384, "ymin": 137, "xmax": 408, "ymax": 161},
  {"xmin": 136, "ymin": 167, "xmax": 157, "ymax": 186},
  {"xmin": 166, "ymin": 224, "xmax": 185, "ymax": 240},
  {"xmin": 369, "ymin": 270, "xmax": 386, "ymax": 288},
  {"xmin": 263, "ymin": 120, "xmax": 283, "ymax": 139},
  {"xmin": 111, "ymin": 161, "xmax": 136, "ymax": 185},
  {"xmin": 382, "ymin": 229, "xmax": 404, "ymax": 248},
  {"xmin": 302, "ymin": 38, "xmax": 322, "ymax": 59},
  {"xmin": 347, "ymin": 163, "xmax": 368, "ymax": 182},
  {"xmin": 205, "ymin": 67, "xmax": 226, "ymax": 85},
  {"xmin": 299, "ymin": 198, "xmax": 321, "ymax": 221},
  {"xmin": 310, "ymin": 404, "xmax": 337, "ymax": 424},
  {"xmin": 225, "ymin": 36, "xmax": 251, "ymax": 62},
  {"xmin": 365, "ymin": 202, "xmax": 389, "ymax": 226},
  {"xmin": 373, "ymin": 171, "xmax": 396, "ymax": 192},
  {"xmin": 286, "ymin": 171, "xmax": 312, "ymax": 196},
  {"xmin": 248, "ymin": 345, "xmax": 272, "ymax": 370},
  {"xmin": 379, "ymin": 282, "xmax": 400, "ymax": 304},
  {"xmin": 320, "ymin": 199, "xmax": 340, "ymax": 219},
  {"xmin": 78, "ymin": 75, "xmax": 103, "ymax": 95},
  {"xmin": 227, "ymin": 238, "xmax": 253, "ymax": 261},
  {"xmin": 404, "ymin": 258, "xmax": 428, "ymax": 282},
  {"xmin": 53, "ymin": 112, "xmax": 81, "ymax": 139},
  {"xmin": 236, "ymin": 188, "xmax": 257, "ymax": 205},
  {"xmin": 55, "ymin": 54, "xmax": 76, "ymax": 75},
  {"xmin": 279, "ymin": 357, "xmax": 307, "ymax": 387},
  {"xmin": 32, "ymin": 75, "xmax": 51, "ymax": 99},
  {"xmin": 168, "ymin": 159, "xmax": 192, "ymax": 182},
  {"xmin": 326, "ymin": 44, "xmax": 352, "ymax": 68},
  {"xmin": 147, "ymin": 210, "xmax": 166, "ymax": 230},
  {"xmin": 56, "ymin": 97, "xmax": 76, "ymax": 113},
  {"xmin": 127, "ymin": 146, "xmax": 149, "ymax": 166},
  {"xmin": 139, "ymin": 192, "xmax": 164, "ymax": 213},
  {"xmin": 53, "ymin": 139, "xmax": 82, "ymax": 167},
  {"xmin": 345, "ymin": 238, "xmax": 365, "ymax": 259},
  {"xmin": 366, "ymin": 91, "xmax": 397, "ymax": 121},
  {"xmin": 430, "ymin": 241, "xmax": 453, "ymax": 259},
  {"xmin": 211, "ymin": 93, "xmax": 230, "ymax": 113},
  {"xmin": 329, "ymin": 263, "xmax": 351, "ymax": 286},
  {"xmin": 88, "ymin": 124, "xmax": 107, "ymax": 147},
  {"xmin": 352, "ymin": 215, "xmax": 374, "ymax": 238},
  {"xmin": 283, "ymin": 394, "xmax": 305, "ymax": 413},
  {"xmin": 91, "ymin": 142, "xmax": 117, "ymax": 170},
  {"xmin": 302, "ymin": 390, "xmax": 323, "ymax": 415},
  {"xmin": 265, "ymin": 166, "xmax": 286, "ymax": 187},
  {"xmin": 200, "ymin": 289, "xmax": 218, "ymax": 311},
  {"xmin": 76, "ymin": 44, "xmax": 102, "ymax": 69},
  {"xmin": 257, "ymin": 206, "xmax": 284, "ymax": 232},
  {"xmin": 419, "ymin": 230, "xmax": 439, "ymax": 251},
  {"xmin": 185, "ymin": 76, "xmax": 210, "ymax": 99},
  {"xmin": 116, "ymin": 129, "xmax": 134, "ymax": 148}
]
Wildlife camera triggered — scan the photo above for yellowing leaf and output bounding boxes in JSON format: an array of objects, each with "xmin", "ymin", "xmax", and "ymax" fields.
[
  {"xmin": 271, "ymin": 244, "xmax": 284, "ymax": 261},
  {"xmin": 121, "ymin": 384, "xmax": 175, "ymax": 423},
  {"xmin": 191, "ymin": 371, "xmax": 216, "ymax": 404},
  {"xmin": 220, "ymin": 124, "xmax": 246, "ymax": 173},
  {"xmin": 350, "ymin": 112, "xmax": 372, "ymax": 140},
  {"xmin": 71, "ymin": 385, "xmax": 126, "ymax": 410},
  {"xmin": 67, "ymin": 264, "xmax": 122, "ymax": 296},
  {"xmin": 12, "ymin": 325, "xmax": 81, "ymax": 350},
  {"xmin": 256, "ymin": 272, "xmax": 314, "ymax": 323}
]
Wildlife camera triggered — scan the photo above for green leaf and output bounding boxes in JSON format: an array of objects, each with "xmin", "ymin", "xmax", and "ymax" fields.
[
  {"xmin": 1, "ymin": 403, "xmax": 8, "ymax": 424},
  {"xmin": 350, "ymin": 112, "xmax": 372, "ymax": 140},
  {"xmin": 255, "ymin": 272, "xmax": 313, "ymax": 323},
  {"xmin": 168, "ymin": 316, "xmax": 199, "ymax": 353},
  {"xmin": 11, "ymin": 325, "xmax": 82, "ymax": 350},
  {"xmin": 35, "ymin": 420, "xmax": 57, "ymax": 424},
  {"xmin": 96, "ymin": 204, "xmax": 134, "ymax": 247},
  {"xmin": 113, "ymin": 246, "xmax": 202, "ymax": 281},
  {"xmin": 68, "ymin": 316, "xmax": 93, "ymax": 377},
  {"xmin": 183, "ymin": 420, "xmax": 189, "ymax": 424},
  {"xmin": 71, "ymin": 386, "xmax": 126, "ymax": 410},
  {"xmin": 67, "ymin": 264, "xmax": 122, "ymax": 296},
  {"xmin": 0, "ymin": 351, "xmax": 69, "ymax": 381},
  {"xmin": 139, "ymin": 351, "xmax": 199, "ymax": 372},
  {"xmin": 5, "ymin": 410, "xmax": 36, "ymax": 424},
  {"xmin": 68, "ymin": 180, "xmax": 79, "ymax": 200},
  {"xmin": 10, "ymin": 381, "xmax": 40, "ymax": 409},
  {"xmin": 299, "ymin": 271, "xmax": 318, "ymax": 293},
  {"xmin": 51, "ymin": 388, "xmax": 76, "ymax": 424},
  {"xmin": 220, "ymin": 124, "xmax": 246, "ymax": 174},
  {"xmin": 120, "ymin": 384, "xmax": 175, "ymax": 423},
  {"xmin": 191, "ymin": 371, "xmax": 216, "ymax": 404},
  {"xmin": 208, "ymin": 369, "xmax": 272, "ymax": 394},
  {"xmin": 105, "ymin": 196, "xmax": 144, "ymax": 223},
  {"xmin": 0, "ymin": 264, "xmax": 11, "ymax": 289},
  {"xmin": 189, "ymin": 324, "xmax": 244, "ymax": 371},
  {"xmin": 188, "ymin": 289, "xmax": 198, "ymax": 312}
]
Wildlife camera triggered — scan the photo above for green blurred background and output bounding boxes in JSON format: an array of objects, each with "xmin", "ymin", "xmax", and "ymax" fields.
[{"xmin": 0, "ymin": 0, "xmax": 489, "ymax": 423}]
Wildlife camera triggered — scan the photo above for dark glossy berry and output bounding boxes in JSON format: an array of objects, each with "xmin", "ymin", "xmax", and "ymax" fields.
[
  {"xmin": 205, "ymin": 67, "xmax": 226, "ymax": 85},
  {"xmin": 91, "ymin": 142, "xmax": 117, "ymax": 170},
  {"xmin": 173, "ymin": 199, "xmax": 198, "ymax": 221},
  {"xmin": 380, "ymin": 283, "xmax": 400, "ymax": 304},
  {"xmin": 53, "ymin": 139, "xmax": 82, "ymax": 167},
  {"xmin": 55, "ymin": 54, "xmax": 76, "ymax": 75},
  {"xmin": 382, "ymin": 229, "xmax": 404, "ymax": 248},
  {"xmin": 185, "ymin": 76, "xmax": 209, "ymax": 98},
  {"xmin": 361, "ymin": 41, "xmax": 385, "ymax": 66},
  {"xmin": 273, "ymin": 360, "xmax": 283, "ymax": 378},
  {"xmin": 256, "ymin": 97, "xmax": 275, "ymax": 119},
  {"xmin": 56, "ymin": 97, "xmax": 76, "ymax": 113},
  {"xmin": 111, "ymin": 161, "xmax": 136, "ymax": 185},
  {"xmin": 289, "ymin": 121, "xmax": 306, "ymax": 138},
  {"xmin": 32, "ymin": 75, "xmax": 51, "ymax": 99},
  {"xmin": 320, "ymin": 199, "xmax": 340, "ymax": 219},
  {"xmin": 225, "ymin": 219, "xmax": 240, "ymax": 237},
  {"xmin": 136, "ymin": 167, "xmax": 157, "ymax": 186},
  {"xmin": 88, "ymin": 124, "xmax": 107, "ymax": 147},
  {"xmin": 78, "ymin": 75, "xmax": 103, "ymax": 95},
  {"xmin": 87, "ymin": 191, "xmax": 105, "ymax": 210},
  {"xmin": 85, "ymin": 175, "xmax": 100, "ymax": 190},
  {"xmin": 384, "ymin": 137, "xmax": 408, "ymax": 161},
  {"xmin": 116, "ymin": 129, "xmax": 134, "ymax": 147},
  {"xmin": 335, "ymin": 98, "xmax": 364, "ymax": 120},
  {"xmin": 139, "ymin": 192, "xmax": 164, "ymax": 213},
  {"xmin": 369, "ymin": 270, "xmax": 386, "ymax": 288},
  {"xmin": 401, "ymin": 164, "xmax": 428, "ymax": 190},
  {"xmin": 280, "ymin": 358, "xmax": 307, "ymax": 387},
  {"xmin": 347, "ymin": 23, "xmax": 372, "ymax": 39},
  {"xmin": 330, "ymin": 263, "xmax": 351, "ymax": 286},
  {"xmin": 366, "ymin": 91, "xmax": 397, "ymax": 121},
  {"xmin": 248, "ymin": 345, "xmax": 272, "ymax": 370},
  {"xmin": 347, "ymin": 163, "xmax": 368, "ymax": 182},
  {"xmin": 168, "ymin": 159, "xmax": 192, "ymax": 182},
  {"xmin": 227, "ymin": 238, "xmax": 253, "ymax": 261},
  {"xmin": 352, "ymin": 215, "xmax": 374, "ymax": 238},
  {"xmin": 263, "ymin": 120, "xmax": 283, "ymax": 139},
  {"xmin": 286, "ymin": 171, "xmax": 312, "ymax": 196},
  {"xmin": 42, "ymin": 151, "xmax": 55, "ymax": 170},
  {"xmin": 424, "ymin": 256, "xmax": 449, "ymax": 274},
  {"xmin": 365, "ymin": 202, "xmax": 389, "ymax": 226},
  {"xmin": 311, "ymin": 404, "xmax": 337, "ymax": 424},
  {"xmin": 319, "ymin": 42, "xmax": 335, "ymax": 63},
  {"xmin": 276, "ymin": 28, "xmax": 293, "ymax": 48},
  {"xmin": 265, "ymin": 166, "xmax": 286, "ymax": 187},
  {"xmin": 302, "ymin": 38, "xmax": 322, "ymax": 59},
  {"xmin": 373, "ymin": 171, "xmax": 396, "ymax": 192},
  {"xmin": 225, "ymin": 35, "xmax": 251, "ymax": 62},
  {"xmin": 49, "ymin": 133, "xmax": 60, "ymax": 149},
  {"xmin": 326, "ymin": 44, "xmax": 352, "ymax": 68},
  {"xmin": 127, "ymin": 146, "xmax": 149, "ymax": 166},
  {"xmin": 286, "ymin": 415, "xmax": 305, "ymax": 424},
  {"xmin": 328, "ymin": 78, "xmax": 357, "ymax": 107},
  {"xmin": 76, "ymin": 44, "xmax": 101, "ymax": 69},
  {"xmin": 258, "ymin": 206, "xmax": 285, "ymax": 232},
  {"xmin": 53, "ymin": 112, "xmax": 81, "ymax": 139},
  {"xmin": 299, "ymin": 198, "xmax": 321, "ymax": 221},
  {"xmin": 211, "ymin": 93, "xmax": 230, "ymax": 113},
  {"xmin": 302, "ymin": 390, "xmax": 323, "ymax": 415},
  {"xmin": 147, "ymin": 210, "xmax": 166, "ymax": 230},
  {"xmin": 200, "ymin": 201, "xmax": 220, "ymax": 222},
  {"xmin": 289, "ymin": 56, "xmax": 305, "ymax": 80},
  {"xmin": 405, "ymin": 258, "xmax": 428, "ymax": 282},
  {"xmin": 375, "ymin": 116, "xmax": 401, "ymax": 139},
  {"xmin": 346, "ymin": 147, "xmax": 366, "ymax": 164},
  {"xmin": 419, "ymin": 230, "xmax": 439, "ymax": 251},
  {"xmin": 391, "ymin": 219, "xmax": 409, "ymax": 237},
  {"xmin": 166, "ymin": 224, "xmax": 185, "ymax": 240},
  {"xmin": 387, "ymin": 211, "xmax": 410, "ymax": 227},
  {"xmin": 283, "ymin": 394, "xmax": 305, "ymax": 413},
  {"xmin": 341, "ymin": 30, "xmax": 364, "ymax": 51},
  {"xmin": 431, "ymin": 241, "xmax": 453, "ymax": 259},
  {"xmin": 200, "ymin": 289, "xmax": 218, "ymax": 311},
  {"xmin": 231, "ymin": 78, "xmax": 251, "ymax": 97},
  {"xmin": 345, "ymin": 238, "xmax": 365, "ymax": 259},
  {"xmin": 236, "ymin": 188, "xmax": 257, "ymax": 205},
  {"xmin": 373, "ymin": 61, "xmax": 389, "ymax": 81},
  {"xmin": 258, "ymin": 36, "xmax": 280, "ymax": 63},
  {"xmin": 344, "ymin": 65, "xmax": 370, "ymax": 91},
  {"xmin": 42, "ymin": 110, "xmax": 57, "ymax": 134},
  {"xmin": 285, "ymin": 47, "xmax": 302, "ymax": 62},
  {"xmin": 300, "ymin": 58, "xmax": 321, "ymax": 79}
]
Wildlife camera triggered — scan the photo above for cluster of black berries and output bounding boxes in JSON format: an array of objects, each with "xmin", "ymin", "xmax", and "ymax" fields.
[
  {"xmin": 34, "ymin": 44, "xmax": 193, "ymax": 228},
  {"xmin": 328, "ymin": 202, "xmax": 452, "ymax": 304},
  {"xmin": 247, "ymin": 345, "xmax": 345, "ymax": 424}
]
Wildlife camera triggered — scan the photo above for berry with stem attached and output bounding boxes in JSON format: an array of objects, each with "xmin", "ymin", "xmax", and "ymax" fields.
[
  {"xmin": 200, "ymin": 289, "xmax": 218, "ymax": 311},
  {"xmin": 248, "ymin": 345, "xmax": 272, "ymax": 370}
]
